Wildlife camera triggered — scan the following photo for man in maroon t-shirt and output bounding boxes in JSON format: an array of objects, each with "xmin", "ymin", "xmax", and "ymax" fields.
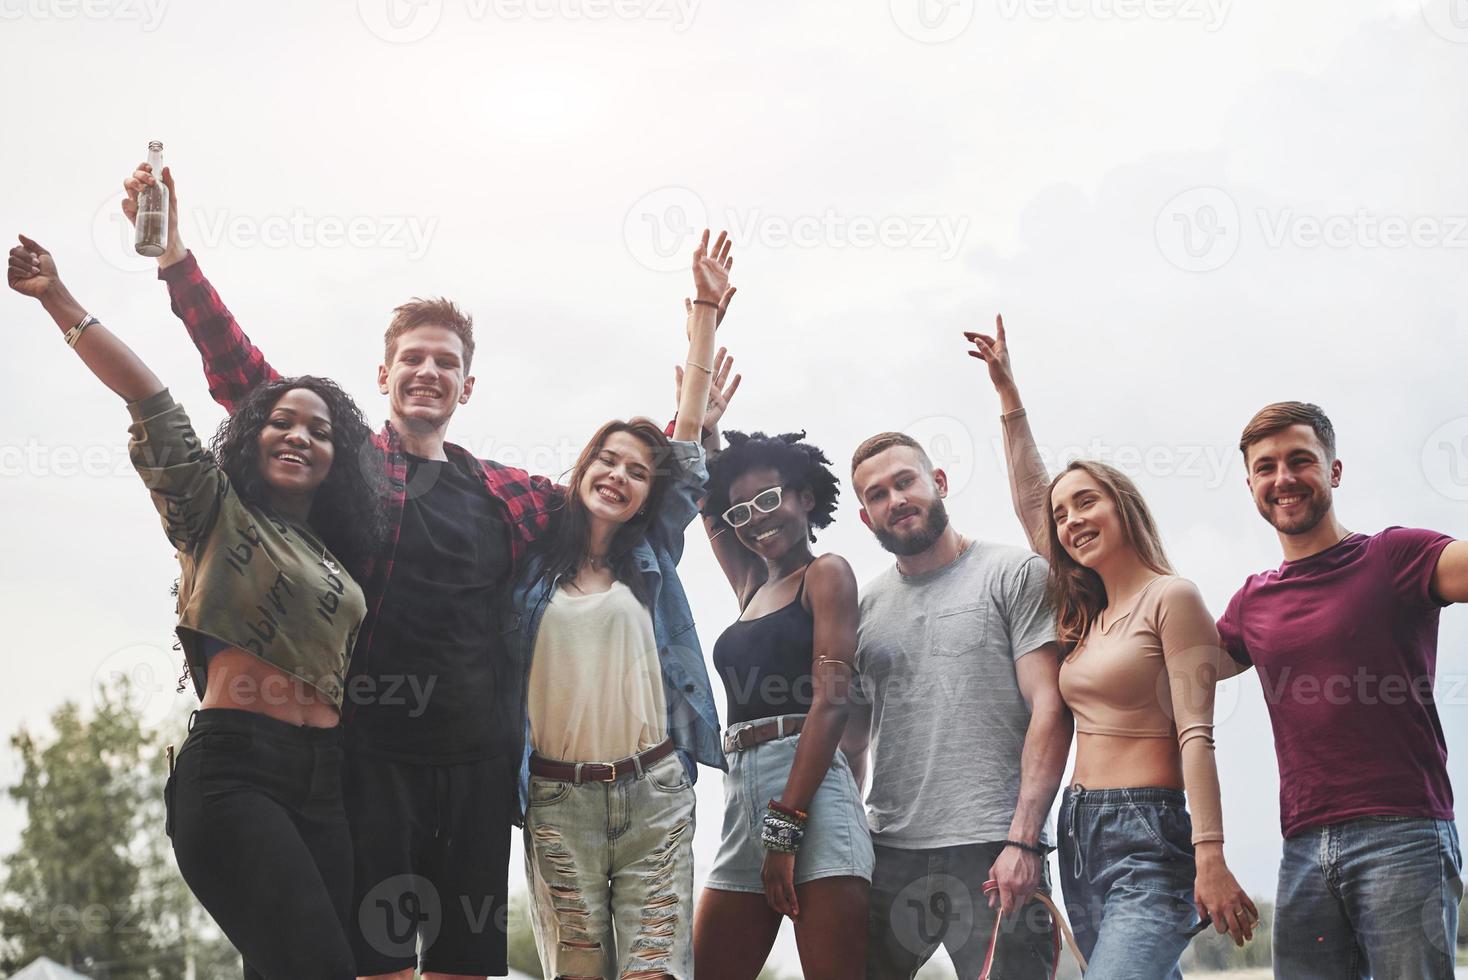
[{"xmin": 1218, "ymin": 401, "xmax": 1468, "ymax": 979}]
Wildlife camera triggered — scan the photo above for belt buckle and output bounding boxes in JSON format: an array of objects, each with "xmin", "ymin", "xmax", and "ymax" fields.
[
  {"xmin": 597, "ymin": 761, "xmax": 618, "ymax": 782},
  {"xmin": 736, "ymin": 728, "xmax": 754, "ymax": 751}
]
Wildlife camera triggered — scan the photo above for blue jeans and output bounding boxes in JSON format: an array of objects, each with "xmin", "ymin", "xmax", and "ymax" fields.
[
  {"xmin": 1057, "ymin": 786, "xmax": 1205, "ymax": 980},
  {"xmin": 523, "ymin": 749, "xmax": 697, "ymax": 978},
  {"xmin": 1274, "ymin": 816, "xmax": 1462, "ymax": 979}
]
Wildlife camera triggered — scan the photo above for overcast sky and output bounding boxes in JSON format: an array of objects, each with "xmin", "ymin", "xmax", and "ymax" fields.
[{"xmin": 4, "ymin": 0, "xmax": 1468, "ymax": 971}]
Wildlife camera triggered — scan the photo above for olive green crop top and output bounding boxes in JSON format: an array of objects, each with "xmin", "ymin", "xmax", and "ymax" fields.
[{"xmin": 127, "ymin": 389, "xmax": 367, "ymax": 709}]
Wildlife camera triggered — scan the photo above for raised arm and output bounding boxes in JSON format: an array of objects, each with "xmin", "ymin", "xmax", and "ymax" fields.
[
  {"xmin": 1156, "ymin": 578, "xmax": 1257, "ymax": 947},
  {"xmin": 9, "ymin": 236, "xmax": 162, "ymax": 403},
  {"xmin": 123, "ymin": 163, "xmax": 280, "ymax": 411},
  {"xmin": 10, "ymin": 236, "xmax": 227, "ymax": 551},
  {"xmin": 966, "ymin": 314, "xmax": 1052, "ymax": 555},
  {"xmin": 673, "ymin": 346, "xmax": 766, "ymax": 601},
  {"xmin": 671, "ymin": 228, "xmax": 732, "ymax": 443}
]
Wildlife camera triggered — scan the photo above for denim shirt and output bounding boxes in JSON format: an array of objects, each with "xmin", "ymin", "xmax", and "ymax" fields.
[{"xmin": 506, "ymin": 439, "xmax": 725, "ymax": 817}]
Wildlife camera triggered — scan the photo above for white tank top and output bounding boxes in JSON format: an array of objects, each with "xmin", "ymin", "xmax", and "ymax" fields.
[{"xmin": 527, "ymin": 580, "xmax": 668, "ymax": 763}]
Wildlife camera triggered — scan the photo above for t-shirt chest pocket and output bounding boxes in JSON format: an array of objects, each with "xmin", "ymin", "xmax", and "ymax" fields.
[{"xmin": 931, "ymin": 604, "xmax": 990, "ymax": 658}]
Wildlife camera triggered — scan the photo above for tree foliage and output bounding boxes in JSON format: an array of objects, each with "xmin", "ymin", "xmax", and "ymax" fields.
[{"xmin": 1, "ymin": 682, "xmax": 236, "ymax": 978}]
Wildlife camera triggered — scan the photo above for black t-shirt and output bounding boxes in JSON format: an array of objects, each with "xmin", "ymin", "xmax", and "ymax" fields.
[{"xmin": 347, "ymin": 452, "xmax": 514, "ymax": 763}]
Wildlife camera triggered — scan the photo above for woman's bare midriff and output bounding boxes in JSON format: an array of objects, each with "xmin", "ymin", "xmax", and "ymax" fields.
[
  {"xmin": 1069, "ymin": 731, "xmax": 1183, "ymax": 790},
  {"xmin": 198, "ymin": 648, "xmax": 340, "ymax": 728}
]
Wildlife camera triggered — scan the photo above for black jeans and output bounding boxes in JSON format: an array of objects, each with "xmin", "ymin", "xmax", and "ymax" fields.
[
  {"xmin": 166, "ymin": 708, "xmax": 355, "ymax": 980},
  {"xmin": 867, "ymin": 840, "xmax": 1057, "ymax": 979}
]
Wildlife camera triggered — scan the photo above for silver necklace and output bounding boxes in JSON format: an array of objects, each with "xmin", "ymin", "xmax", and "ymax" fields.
[{"xmin": 301, "ymin": 526, "xmax": 340, "ymax": 574}]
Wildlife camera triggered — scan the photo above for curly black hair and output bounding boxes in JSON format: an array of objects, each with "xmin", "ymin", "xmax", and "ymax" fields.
[
  {"xmin": 703, "ymin": 430, "xmax": 840, "ymax": 542},
  {"xmin": 209, "ymin": 376, "xmax": 388, "ymax": 582}
]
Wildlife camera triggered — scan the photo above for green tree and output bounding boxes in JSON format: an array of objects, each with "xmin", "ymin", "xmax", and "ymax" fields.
[
  {"xmin": 1, "ymin": 682, "xmax": 156, "ymax": 977},
  {"xmin": 507, "ymin": 891, "xmax": 544, "ymax": 978},
  {"xmin": 1, "ymin": 684, "xmax": 237, "ymax": 978}
]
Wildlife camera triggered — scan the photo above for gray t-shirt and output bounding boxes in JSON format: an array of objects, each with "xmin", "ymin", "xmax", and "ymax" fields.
[{"xmin": 856, "ymin": 539, "xmax": 1056, "ymax": 849}]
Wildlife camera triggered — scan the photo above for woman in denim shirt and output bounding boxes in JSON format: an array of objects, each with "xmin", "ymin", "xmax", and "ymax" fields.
[{"xmin": 502, "ymin": 230, "xmax": 733, "ymax": 979}]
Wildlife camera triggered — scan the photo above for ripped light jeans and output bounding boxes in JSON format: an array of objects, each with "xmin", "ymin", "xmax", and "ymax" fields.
[{"xmin": 524, "ymin": 749, "xmax": 697, "ymax": 979}]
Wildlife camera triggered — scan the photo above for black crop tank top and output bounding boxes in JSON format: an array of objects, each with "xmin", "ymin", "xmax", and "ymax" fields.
[{"xmin": 711, "ymin": 567, "xmax": 817, "ymax": 726}]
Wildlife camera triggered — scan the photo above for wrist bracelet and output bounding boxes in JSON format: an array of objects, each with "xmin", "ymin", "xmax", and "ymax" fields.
[
  {"xmin": 768, "ymin": 798, "xmax": 808, "ymax": 822},
  {"xmin": 761, "ymin": 803, "xmax": 806, "ymax": 854},
  {"xmin": 1004, "ymin": 839, "xmax": 1050, "ymax": 856},
  {"xmin": 64, "ymin": 314, "xmax": 98, "ymax": 348},
  {"xmin": 691, "ymin": 299, "xmax": 720, "ymax": 310}
]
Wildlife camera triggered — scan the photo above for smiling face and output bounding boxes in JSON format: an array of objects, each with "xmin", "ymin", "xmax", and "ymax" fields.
[
  {"xmin": 578, "ymin": 430, "xmax": 655, "ymax": 527},
  {"xmin": 255, "ymin": 387, "xmax": 335, "ymax": 502},
  {"xmin": 378, "ymin": 324, "xmax": 474, "ymax": 429},
  {"xmin": 1244, "ymin": 423, "xmax": 1341, "ymax": 536},
  {"xmin": 853, "ymin": 445, "xmax": 950, "ymax": 557},
  {"xmin": 727, "ymin": 465, "xmax": 814, "ymax": 561},
  {"xmin": 1049, "ymin": 468, "xmax": 1126, "ymax": 570}
]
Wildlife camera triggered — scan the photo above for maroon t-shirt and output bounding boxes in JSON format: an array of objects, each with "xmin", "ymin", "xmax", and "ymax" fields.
[{"xmin": 1217, "ymin": 527, "xmax": 1454, "ymax": 838}]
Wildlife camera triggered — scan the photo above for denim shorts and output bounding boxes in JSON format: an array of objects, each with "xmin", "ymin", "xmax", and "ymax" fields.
[
  {"xmin": 1057, "ymin": 785, "xmax": 1205, "ymax": 980},
  {"xmin": 706, "ymin": 718, "xmax": 874, "ymax": 892}
]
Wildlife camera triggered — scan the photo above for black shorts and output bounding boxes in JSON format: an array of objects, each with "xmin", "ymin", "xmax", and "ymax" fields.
[{"xmin": 343, "ymin": 746, "xmax": 516, "ymax": 977}]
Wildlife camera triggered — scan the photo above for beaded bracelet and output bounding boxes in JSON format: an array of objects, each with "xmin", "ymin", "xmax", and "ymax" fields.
[
  {"xmin": 761, "ymin": 800, "xmax": 807, "ymax": 854},
  {"xmin": 767, "ymin": 799, "xmax": 809, "ymax": 822}
]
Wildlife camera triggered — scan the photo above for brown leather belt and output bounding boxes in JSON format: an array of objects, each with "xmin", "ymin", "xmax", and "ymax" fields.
[
  {"xmin": 723, "ymin": 714, "xmax": 807, "ymax": 754},
  {"xmin": 529, "ymin": 738, "xmax": 676, "ymax": 784}
]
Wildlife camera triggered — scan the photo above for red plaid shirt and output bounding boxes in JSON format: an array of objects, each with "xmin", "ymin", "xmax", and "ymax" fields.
[{"xmin": 158, "ymin": 252, "xmax": 561, "ymax": 680}]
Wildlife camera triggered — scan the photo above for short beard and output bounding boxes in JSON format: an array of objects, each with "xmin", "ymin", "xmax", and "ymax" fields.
[
  {"xmin": 874, "ymin": 498, "xmax": 950, "ymax": 557},
  {"xmin": 1259, "ymin": 490, "xmax": 1332, "ymax": 537}
]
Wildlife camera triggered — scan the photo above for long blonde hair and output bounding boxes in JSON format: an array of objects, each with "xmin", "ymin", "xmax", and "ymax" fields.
[{"xmin": 1044, "ymin": 460, "xmax": 1173, "ymax": 652}]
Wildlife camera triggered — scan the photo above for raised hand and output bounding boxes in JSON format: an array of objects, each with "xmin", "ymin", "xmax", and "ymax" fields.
[
  {"xmin": 691, "ymin": 228, "xmax": 735, "ymax": 308},
  {"xmin": 963, "ymin": 313, "xmax": 1016, "ymax": 394},
  {"xmin": 122, "ymin": 162, "xmax": 185, "ymax": 265},
  {"xmin": 674, "ymin": 347, "xmax": 742, "ymax": 431},
  {"xmin": 683, "ymin": 289, "xmax": 737, "ymax": 328},
  {"xmin": 8, "ymin": 235, "xmax": 60, "ymax": 300}
]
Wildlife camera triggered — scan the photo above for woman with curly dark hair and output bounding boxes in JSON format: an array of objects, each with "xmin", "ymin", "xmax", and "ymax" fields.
[
  {"xmin": 9, "ymin": 234, "xmax": 386, "ymax": 980},
  {"xmin": 687, "ymin": 353, "xmax": 873, "ymax": 980}
]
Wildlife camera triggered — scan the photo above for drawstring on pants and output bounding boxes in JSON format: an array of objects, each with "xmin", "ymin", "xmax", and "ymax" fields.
[{"xmin": 1069, "ymin": 784, "xmax": 1085, "ymax": 879}]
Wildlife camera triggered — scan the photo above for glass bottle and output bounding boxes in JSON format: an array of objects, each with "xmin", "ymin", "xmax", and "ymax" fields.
[{"xmin": 134, "ymin": 141, "xmax": 170, "ymax": 257}]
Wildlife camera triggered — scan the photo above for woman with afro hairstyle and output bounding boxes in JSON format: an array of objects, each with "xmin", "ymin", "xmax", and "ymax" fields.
[
  {"xmin": 685, "ymin": 351, "xmax": 874, "ymax": 980},
  {"xmin": 9, "ymin": 235, "xmax": 387, "ymax": 980}
]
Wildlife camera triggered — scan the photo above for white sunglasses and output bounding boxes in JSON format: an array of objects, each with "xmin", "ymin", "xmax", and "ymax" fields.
[{"xmin": 722, "ymin": 485, "xmax": 784, "ymax": 527}]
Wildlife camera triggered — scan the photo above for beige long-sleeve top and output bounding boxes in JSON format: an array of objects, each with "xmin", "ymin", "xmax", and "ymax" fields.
[{"xmin": 1000, "ymin": 407, "xmax": 1225, "ymax": 844}]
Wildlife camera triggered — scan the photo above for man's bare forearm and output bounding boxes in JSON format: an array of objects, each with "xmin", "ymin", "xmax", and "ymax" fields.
[{"xmin": 1007, "ymin": 697, "xmax": 1072, "ymax": 844}]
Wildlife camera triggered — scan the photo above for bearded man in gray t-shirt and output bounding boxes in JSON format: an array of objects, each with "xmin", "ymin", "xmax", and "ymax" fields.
[{"xmin": 845, "ymin": 432, "xmax": 1071, "ymax": 980}]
